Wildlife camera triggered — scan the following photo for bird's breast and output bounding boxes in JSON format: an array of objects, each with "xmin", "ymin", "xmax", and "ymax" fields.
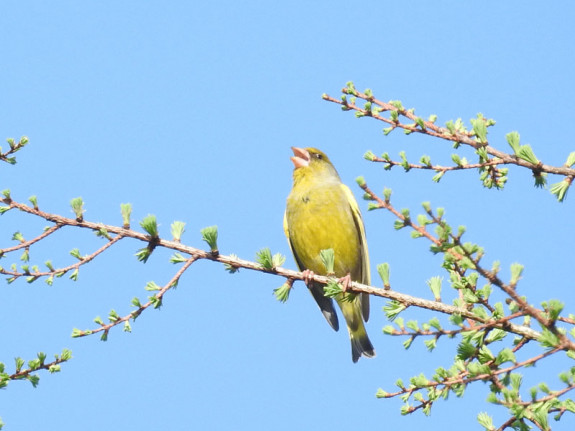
[{"xmin": 286, "ymin": 185, "xmax": 361, "ymax": 278}]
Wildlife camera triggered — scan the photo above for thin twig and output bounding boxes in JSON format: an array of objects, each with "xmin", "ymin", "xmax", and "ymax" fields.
[
  {"xmin": 323, "ymin": 90, "xmax": 575, "ymax": 177},
  {"xmin": 1, "ymin": 224, "xmax": 62, "ymax": 253},
  {"xmin": 80, "ymin": 255, "xmax": 199, "ymax": 337},
  {"xmin": 0, "ymin": 197, "xmax": 541, "ymax": 340}
]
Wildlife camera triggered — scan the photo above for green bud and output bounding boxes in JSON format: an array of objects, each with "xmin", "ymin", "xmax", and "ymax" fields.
[
  {"xmin": 120, "ymin": 203, "xmax": 132, "ymax": 228},
  {"xmin": 28, "ymin": 195, "xmax": 38, "ymax": 209},
  {"xmin": 550, "ymin": 180, "xmax": 570, "ymax": 202},
  {"xmin": 320, "ymin": 249, "xmax": 335, "ymax": 274},
  {"xmin": 533, "ymin": 171, "xmax": 547, "ymax": 188},
  {"xmin": 495, "ymin": 348, "xmax": 516, "ymax": 365},
  {"xmin": 170, "ymin": 252, "xmax": 188, "ymax": 264},
  {"xmin": 477, "ymin": 412, "xmax": 494, "ymax": 430},
  {"xmin": 509, "ymin": 263, "xmax": 523, "ymax": 286},
  {"xmin": 71, "ymin": 328, "xmax": 84, "ymax": 338},
  {"xmin": 383, "ymin": 188, "xmax": 392, "ymax": 202},
  {"xmin": 255, "ymin": 248, "xmax": 274, "ymax": 269},
  {"xmin": 345, "ymin": 81, "xmax": 357, "ymax": 95},
  {"xmin": 471, "ymin": 115, "xmax": 488, "ymax": 143},
  {"xmin": 383, "ymin": 300, "xmax": 405, "ymax": 321},
  {"xmin": 108, "ymin": 309, "xmax": 120, "ymax": 323},
  {"xmin": 543, "ymin": 299, "xmax": 564, "ymax": 322},
  {"xmin": 424, "ymin": 339, "xmax": 437, "ymax": 352},
  {"xmin": 377, "ymin": 263, "xmax": 390, "ymax": 289},
  {"xmin": 224, "ymin": 254, "xmax": 241, "ymax": 274},
  {"xmin": 363, "ymin": 151, "xmax": 376, "ymax": 161},
  {"xmin": 415, "ymin": 117, "xmax": 426, "ymax": 130},
  {"xmin": 393, "ymin": 220, "xmax": 405, "ymax": 230},
  {"xmin": 12, "ymin": 231, "xmax": 24, "ymax": 242},
  {"xmin": 367, "ymin": 202, "xmax": 379, "ymax": 211},
  {"xmin": 200, "ymin": 225, "xmax": 218, "ymax": 253},
  {"xmin": 323, "ymin": 279, "xmax": 343, "ymax": 298},
  {"xmin": 517, "ymin": 144, "xmax": 539, "ymax": 165},
  {"xmin": 375, "ymin": 388, "xmax": 388, "ymax": 398},
  {"xmin": 140, "ymin": 215, "xmax": 159, "ymax": 238},
  {"xmin": 406, "ymin": 320, "xmax": 419, "ymax": 332},
  {"xmin": 69, "ymin": 268, "xmax": 79, "ymax": 281},
  {"xmin": 476, "ymin": 147, "xmax": 489, "ymax": 163},
  {"xmin": 69, "ymin": 248, "xmax": 83, "ymax": 260},
  {"xmin": 272, "ymin": 253, "xmax": 285, "ymax": 268},
  {"xmin": 70, "ymin": 197, "xmax": 84, "ymax": 221},
  {"xmin": 427, "ymin": 276, "xmax": 442, "ymax": 301},
  {"xmin": 539, "ymin": 328, "xmax": 560, "ymax": 349},
  {"xmin": 506, "ymin": 131, "xmax": 520, "ymax": 154},
  {"xmin": 382, "ymin": 325, "xmax": 394, "ymax": 335},
  {"xmin": 170, "ymin": 221, "xmax": 186, "ymax": 242},
  {"xmin": 565, "ymin": 151, "xmax": 575, "ymax": 167},
  {"xmin": 399, "ymin": 151, "xmax": 410, "ymax": 171},
  {"xmin": 95, "ymin": 226, "xmax": 111, "ymax": 240},
  {"xmin": 432, "ymin": 171, "xmax": 445, "ymax": 183},
  {"xmin": 145, "ymin": 281, "xmax": 161, "ymax": 291},
  {"xmin": 273, "ymin": 282, "xmax": 292, "ymax": 303},
  {"xmin": 135, "ymin": 247, "xmax": 152, "ymax": 263},
  {"xmin": 402, "ymin": 337, "xmax": 414, "ymax": 350}
]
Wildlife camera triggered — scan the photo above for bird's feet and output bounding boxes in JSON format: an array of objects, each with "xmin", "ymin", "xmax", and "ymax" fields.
[
  {"xmin": 301, "ymin": 269, "xmax": 315, "ymax": 288},
  {"xmin": 338, "ymin": 273, "xmax": 352, "ymax": 292}
]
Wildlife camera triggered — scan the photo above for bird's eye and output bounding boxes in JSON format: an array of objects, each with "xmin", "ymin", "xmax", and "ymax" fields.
[{"xmin": 314, "ymin": 153, "xmax": 323, "ymax": 160}]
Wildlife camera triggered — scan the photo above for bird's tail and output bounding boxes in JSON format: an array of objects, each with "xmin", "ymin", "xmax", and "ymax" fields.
[
  {"xmin": 338, "ymin": 294, "xmax": 376, "ymax": 363},
  {"xmin": 349, "ymin": 324, "xmax": 375, "ymax": 363}
]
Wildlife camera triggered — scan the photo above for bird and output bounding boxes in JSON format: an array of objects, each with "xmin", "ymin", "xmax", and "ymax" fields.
[{"xmin": 284, "ymin": 147, "xmax": 375, "ymax": 363}]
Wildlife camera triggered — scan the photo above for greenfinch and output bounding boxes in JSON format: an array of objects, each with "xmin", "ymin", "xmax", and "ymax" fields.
[{"xmin": 284, "ymin": 147, "xmax": 375, "ymax": 362}]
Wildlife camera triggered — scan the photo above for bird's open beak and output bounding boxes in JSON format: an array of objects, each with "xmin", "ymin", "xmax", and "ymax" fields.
[{"xmin": 291, "ymin": 147, "xmax": 310, "ymax": 169}]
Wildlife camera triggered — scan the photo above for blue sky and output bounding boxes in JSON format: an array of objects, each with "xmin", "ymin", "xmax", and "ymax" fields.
[{"xmin": 2, "ymin": 1, "xmax": 574, "ymax": 430}]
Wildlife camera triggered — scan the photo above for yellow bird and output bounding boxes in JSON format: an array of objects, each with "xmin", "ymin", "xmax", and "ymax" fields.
[{"xmin": 284, "ymin": 147, "xmax": 375, "ymax": 362}]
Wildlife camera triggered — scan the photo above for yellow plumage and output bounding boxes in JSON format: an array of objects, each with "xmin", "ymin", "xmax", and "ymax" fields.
[{"xmin": 284, "ymin": 147, "xmax": 375, "ymax": 362}]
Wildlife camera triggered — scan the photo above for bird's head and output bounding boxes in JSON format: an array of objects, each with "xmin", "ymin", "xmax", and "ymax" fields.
[{"xmin": 290, "ymin": 147, "xmax": 341, "ymax": 185}]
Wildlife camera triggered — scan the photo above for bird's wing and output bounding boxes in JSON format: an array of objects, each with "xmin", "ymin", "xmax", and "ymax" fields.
[
  {"xmin": 340, "ymin": 184, "xmax": 371, "ymax": 322},
  {"xmin": 283, "ymin": 211, "xmax": 339, "ymax": 331}
]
